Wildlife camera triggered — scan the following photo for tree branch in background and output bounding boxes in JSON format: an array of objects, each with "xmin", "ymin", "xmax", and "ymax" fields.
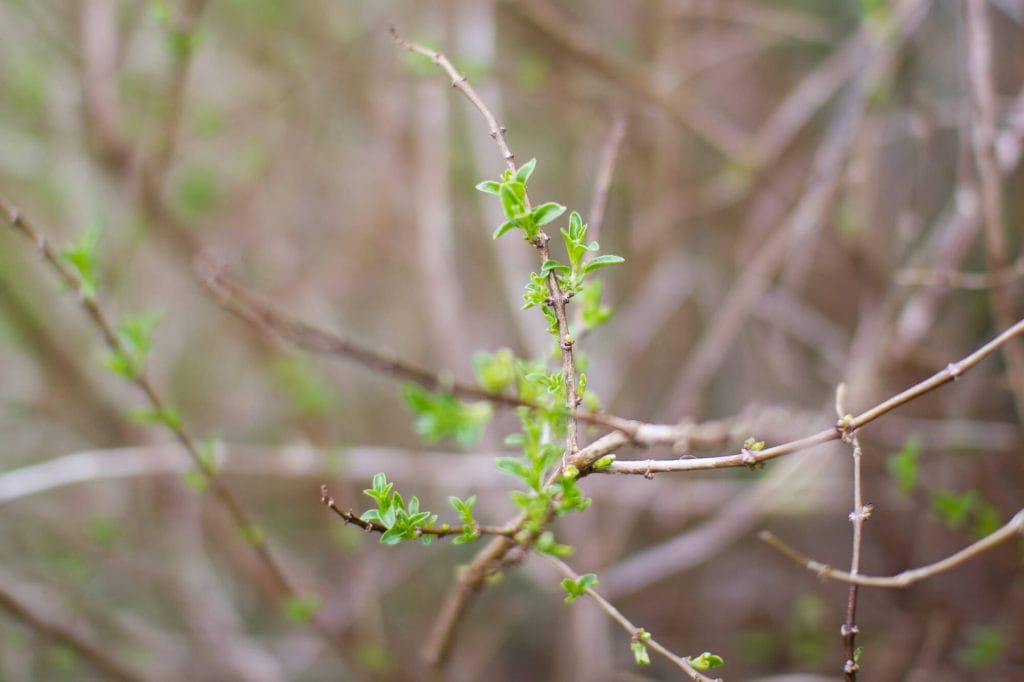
[
  {"xmin": 759, "ymin": 508, "xmax": 1024, "ymax": 588},
  {"xmin": 0, "ymin": 194, "xmax": 344, "ymax": 658},
  {"xmin": 963, "ymin": 0, "xmax": 1024, "ymax": 426}
]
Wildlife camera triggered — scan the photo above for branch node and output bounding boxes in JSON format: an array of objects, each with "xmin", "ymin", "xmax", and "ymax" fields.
[{"xmin": 946, "ymin": 361, "xmax": 962, "ymax": 380}]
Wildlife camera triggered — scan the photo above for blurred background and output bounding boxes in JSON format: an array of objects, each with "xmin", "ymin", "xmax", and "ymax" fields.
[{"xmin": 1, "ymin": 0, "xmax": 1023, "ymax": 680}]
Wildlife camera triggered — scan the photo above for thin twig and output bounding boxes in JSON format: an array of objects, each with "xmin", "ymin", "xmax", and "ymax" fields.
[
  {"xmin": 591, "ymin": 315, "xmax": 1024, "ymax": 474},
  {"xmin": 543, "ymin": 554, "xmax": 721, "ymax": 682},
  {"xmin": 963, "ymin": 0, "xmax": 1024, "ymax": 426},
  {"xmin": 0, "ymin": 195, "xmax": 343, "ymax": 654},
  {"xmin": 895, "ymin": 256, "xmax": 1024, "ymax": 289},
  {"xmin": 836, "ymin": 384, "xmax": 868, "ymax": 681},
  {"xmin": 320, "ymin": 485, "xmax": 515, "ymax": 539},
  {"xmin": 0, "ymin": 585, "xmax": 145, "ymax": 682},
  {"xmin": 759, "ymin": 508, "xmax": 1024, "ymax": 588}
]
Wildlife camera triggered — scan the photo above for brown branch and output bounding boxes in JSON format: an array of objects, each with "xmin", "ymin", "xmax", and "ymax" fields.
[
  {"xmin": 543, "ymin": 555, "xmax": 721, "ymax": 682},
  {"xmin": 0, "ymin": 194, "xmax": 343, "ymax": 654},
  {"xmin": 896, "ymin": 256, "xmax": 1024, "ymax": 289},
  {"xmin": 590, "ymin": 315, "xmax": 1024, "ymax": 474},
  {"xmin": 964, "ymin": 0, "xmax": 1024, "ymax": 426},
  {"xmin": 504, "ymin": 0, "xmax": 747, "ymax": 160},
  {"xmin": 0, "ymin": 585, "xmax": 145, "ymax": 682},
  {"xmin": 836, "ymin": 384, "xmax": 868, "ymax": 681},
  {"xmin": 759, "ymin": 508, "xmax": 1024, "ymax": 588},
  {"xmin": 320, "ymin": 485, "xmax": 515, "ymax": 539}
]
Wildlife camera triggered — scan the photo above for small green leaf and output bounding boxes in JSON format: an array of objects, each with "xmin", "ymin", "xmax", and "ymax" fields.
[
  {"xmin": 475, "ymin": 180, "xmax": 501, "ymax": 195},
  {"xmin": 531, "ymin": 202, "xmax": 566, "ymax": 227},
  {"xmin": 540, "ymin": 260, "xmax": 570, "ymax": 276},
  {"xmin": 561, "ymin": 573, "xmax": 598, "ymax": 603},
  {"xmin": 499, "ymin": 183, "xmax": 523, "ymax": 219},
  {"xmin": 239, "ymin": 524, "xmax": 265, "ymax": 546},
  {"xmin": 583, "ymin": 254, "xmax": 625, "ymax": 274},
  {"xmin": 282, "ymin": 595, "xmax": 321, "ymax": 624},
  {"xmin": 61, "ymin": 223, "xmax": 102, "ymax": 301},
  {"xmin": 492, "ymin": 220, "xmax": 517, "ymax": 240},
  {"xmin": 631, "ymin": 639, "xmax": 651, "ymax": 666},
  {"xmin": 593, "ymin": 454, "xmax": 616, "ymax": 469},
  {"xmin": 887, "ymin": 434, "xmax": 921, "ymax": 495},
  {"xmin": 931, "ymin": 490, "xmax": 976, "ymax": 530},
  {"xmin": 689, "ymin": 651, "xmax": 724, "ymax": 670},
  {"xmin": 182, "ymin": 468, "xmax": 208, "ymax": 493},
  {"xmin": 515, "ymin": 158, "xmax": 537, "ymax": 184}
]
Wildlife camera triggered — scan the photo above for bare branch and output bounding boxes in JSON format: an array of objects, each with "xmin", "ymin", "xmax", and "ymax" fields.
[{"xmin": 759, "ymin": 509, "xmax": 1024, "ymax": 588}]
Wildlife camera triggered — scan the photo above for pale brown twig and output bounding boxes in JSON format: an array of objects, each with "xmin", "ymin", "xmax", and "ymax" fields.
[
  {"xmin": 320, "ymin": 485, "xmax": 515, "ymax": 539},
  {"xmin": 963, "ymin": 0, "xmax": 1024, "ymax": 426},
  {"xmin": 759, "ymin": 508, "xmax": 1024, "ymax": 588},
  {"xmin": 836, "ymin": 384, "xmax": 868, "ymax": 681},
  {"xmin": 589, "ymin": 315, "xmax": 1024, "ymax": 474},
  {"xmin": 0, "ymin": 584, "xmax": 144, "ymax": 682},
  {"xmin": 543, "ymin": 554, "xmax": 722, "ymax": 682},
  {"xmin": 0, "ymin": 195, "xmax": 342, "ymax": 653}
]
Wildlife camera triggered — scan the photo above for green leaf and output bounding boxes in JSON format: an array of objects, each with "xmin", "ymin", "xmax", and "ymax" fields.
[
  {"xmin": 689, "ymin": 651, "xmax": 724, "ymax": 670},
  {"xmin": 561, "ymin": 573, "xmax": 598, "ymax": 603},
  {"xmin": 887, "ymin": 434, "xmax": 921, "ymax": 495},
  {"xmin": 475, "ymin": 180, "xmax": 501, "ymax": 195},
  {"xmin": 492, "ymin": 219, "xmax": 516, "ymax": 240},
  {"xmin": 631, "ymin": 639, "xmax": 651, "ymax": 666},
  {"xmin": 531, "ymin": 202, "xmax": 566, "ymax": 227},
  {"xmin": 61, "ymin": 223, "xmax": 102, "ymax": 300},
  {"xmin": 401, "ymin": 384, "xmax": 492, "ymax": 446},
  {"xmin": 583, "ymin": 254, "xmax": 625, "ymax": 274},
  {"xmin": 499, "ymin": 182, "xmax": 523, "ymax": 219},
  {"xmin": 958, "ymin": 625, "xmax": 1005, "ymax": 670},
  {"xmin": 515, "ymin": 158, "xmax": 537, "ymax": 184},
  {"xmin": 540, "ymin": 260, "xmax": 570, "ymax": 276},
  {"xmin": 931, "ymin": 490, "xmax": 976, "ymax": 531},
  {"xmin": 282, "ymin": 595, "xmax": 321, "ymax": 624}
]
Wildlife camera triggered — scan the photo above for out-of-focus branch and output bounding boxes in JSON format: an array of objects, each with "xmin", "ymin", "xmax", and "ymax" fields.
[
  {"xmin": 0, "ymin": 583, "xmax": 144, "ymax": 682},
  {"xmin": 0, "ymin": 194, "xmax": 341, "ymax": 654},
  {"xmin": 759, "ymin": 508, "xmax": 1024, "ymax": 588},
  {"xmin": 964, "ymin": 0, "xmax": 1024, "ymax": 426},
  {"xmin": 504, "ymin": 0, "xmax": 748, "ymax": 160}
]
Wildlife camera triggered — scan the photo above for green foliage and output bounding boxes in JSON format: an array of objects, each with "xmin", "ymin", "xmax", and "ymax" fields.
[
  {"xmin": 238, "ymin": 524, "xmax": 265, "ymax": 546},
  {"xmin": 931, "ymin": 490, "xmax": 977, "ymax": 531},
  {"xmin": 930, "ymin": 489, "xmax": 1002, "ymax": 539},
  {"xmin": 86, "ymin": 516, "xmax": 122, "ymax": 546},
  {"xmin": 689, "ymin": 651, "xmax": 725, "ymax": 671},
  {"xmin": 60, "ymin": 223, "xmax": 101, "ymax": 301},
  {"xmin": 448, "ymin": 495, "xmax": 479, "ymax": 544},
  {"xmin": 476, "ymin": 158, "xmax": 564, "ymax": 241},
  {"xmin": 129, "ymin": 405, "xmax": 181, "ymax": 430},
  {"xmin": 271, "ymin": 353, "xmax": 337, "ymax": 417},
  {"xmin": 472, "ymin": 347, "xmax": 516, "ymax": 393},
  {"xmin": 282, "ymin": 595, "xmax": 321, "ymax": 624},
  {"xmin": 887, "ymin": 434, "xmax": 921, "ymax": 495},
  {"xmin": 534, "ymin": 530, "xmax": 573, "ymax": 557},
  {"xmin": 362, "ymin": 473, "xmax": 438, "ymax": 545},
  {"xmin": 560, "ymin": 572, "xmax": 598, "ymax": 603},
  {"xmin": 631, "ymin": 630, "xmax": 652, "ymax": 666},
  {"xmin": 174, "ymin": 165, "xmax": 220, "ymax": 218},
  {"xmin": 958, "ymin": 625, "xmax": 1005, "ymax": 670},
  {"xmin": 103, "ymin": 309, "xmax": 163, "ymax": 379},
  {"xmin": 45, "ymin": 644, "xmax": 79, "ymax": 677},
  {"xmin": 401, "ymin": 383, "xmax": 492, "ymax": 446}
]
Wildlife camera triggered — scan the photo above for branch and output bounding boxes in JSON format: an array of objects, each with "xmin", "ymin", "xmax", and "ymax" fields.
[
  {"xmin": 543, "ymin": 555, "xmax": 722, "ymax": 682},
  {"xmin": 590, "ymin": 315, "xmax": 1024, "ymax": 474},
  {"xmin": 836, "ymin": 384, "xmax": 868, "ymax": 681},
  {"xmin": 964, "ymin": 0, "xmax": 1024, "ymax": 426},
  {"xmin": 0, "ymin": 194, "xmax": 342, "ymax": 652},
  {"xmin": 759, "ymin": 508, "xmax": 1024, "ymax": 588},
  {"xmin": 0, "ymin": 584, "xmax": 144, "ymax": 682},
  {"xmin": 320, "ymin": 485, "xmax": 515, "ymax": 539}
]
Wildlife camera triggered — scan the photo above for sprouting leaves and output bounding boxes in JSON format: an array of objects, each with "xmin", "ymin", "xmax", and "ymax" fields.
[
  {"xmin": 362, "ymin": 473, "xmax": 439, "ymax": 546},
  {"xmin": 401, "ymin": 383, "xmax": 492, "ymax": 446},
  {"xmin": 560, "ymin": 573, "xmax": 598, "ymax": 603},
  {"xmin": 689, "ymin": 651, "xmax": 725, "ymax": 671},
  {"xmin": 60, "ymin": 223, "xmax": 101, "ymax": 301},
  {"xmin": 103, "ymin": 309, "xmax": 163, "ymax": 379},
  {"xmin": 476, "ymin": 158, "xmax": 564, "ymax": 242}
]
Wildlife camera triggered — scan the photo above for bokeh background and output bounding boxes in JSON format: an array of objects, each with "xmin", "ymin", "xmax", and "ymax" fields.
[{"xmin": 1, "ymin": 0, "xmax": 1023, "ymax": 680}]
